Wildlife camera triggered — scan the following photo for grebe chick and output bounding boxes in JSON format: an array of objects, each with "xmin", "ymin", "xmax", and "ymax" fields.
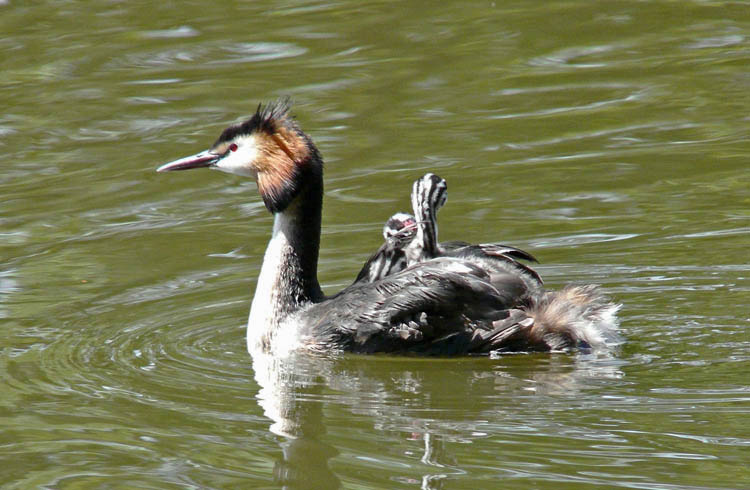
[
  {"xmin": 157, "ymin": 100, "xmax": 620, "ymax": 355},
  {"xmin": 406, "ymin": 173, "xmax": 544, "ymax": 301},
  {"xmin": 356, "ymin": 174, "xmax": 541, "ymax": 288},
  {"xmin": 353, "ymin": 212, "xmax": 416, "ymax": 284}
]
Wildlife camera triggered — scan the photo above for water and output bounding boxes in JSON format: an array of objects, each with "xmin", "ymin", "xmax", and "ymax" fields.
[{"xmin": 2, "ymin": 0, "xmax": 749, "ymax": 488}]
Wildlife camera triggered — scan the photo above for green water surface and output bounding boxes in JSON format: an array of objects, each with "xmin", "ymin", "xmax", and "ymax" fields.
[{"xmin": 1, "ymin": 1, "xmax": 749, "ymax": 488}]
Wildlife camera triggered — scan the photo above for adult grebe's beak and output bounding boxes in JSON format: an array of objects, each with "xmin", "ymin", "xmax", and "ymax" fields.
[{"xmin": 156, "ymin": 150, "xmax": 220, "ymax": 172}]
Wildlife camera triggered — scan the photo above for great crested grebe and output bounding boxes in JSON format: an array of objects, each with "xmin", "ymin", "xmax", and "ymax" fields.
[
  {"xmin": 353, "ymin": 212, "xmax": 417, "ymax": 284},
  {"xmin": 157, "ymin": 100, "xmax": 620, "ymax": 355}
]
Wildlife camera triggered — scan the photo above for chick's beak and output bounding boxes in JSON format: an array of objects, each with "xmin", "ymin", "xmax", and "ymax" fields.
[{"xmin": 156, "ymin": 150, "xmax": 220, "ymax": 172}]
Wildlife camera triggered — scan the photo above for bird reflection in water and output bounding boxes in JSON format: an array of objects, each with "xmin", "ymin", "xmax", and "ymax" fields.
[{"xmin": 251, "ymin": 349, "xmax": 623, "ymax": 489}]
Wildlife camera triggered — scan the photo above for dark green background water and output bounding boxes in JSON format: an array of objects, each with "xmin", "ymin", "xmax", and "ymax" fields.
[{"xmin": 2, "ymin": 1, "xmax": 749, "ymax": 488}]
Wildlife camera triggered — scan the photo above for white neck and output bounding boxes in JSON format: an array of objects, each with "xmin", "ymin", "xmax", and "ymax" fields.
[
  {"xmin": 245, "ymin": 162, "xmax": 324, "ymax": 354},
  {"xmin": 247, "ymin": 212, "xmax": 297, "ymax": 352}
]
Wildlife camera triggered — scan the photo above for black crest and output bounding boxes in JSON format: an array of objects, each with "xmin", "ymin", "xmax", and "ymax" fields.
[{"xmin": 212, "ymin": 97, "xmax": 295, "ymax": 147}]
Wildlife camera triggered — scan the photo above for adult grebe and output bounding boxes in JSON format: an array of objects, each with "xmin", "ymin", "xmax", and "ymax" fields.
[
  {"xmin": 353, "ymin": 212, "xmax": 417, "ymax": 284},
  {"xmin": 157, "ymin": 100, "xmax": 620, "ymax": 355}
]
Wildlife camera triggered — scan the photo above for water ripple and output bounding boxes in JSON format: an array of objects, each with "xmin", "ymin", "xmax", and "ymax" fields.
[
  {"xmin": 213, "ymin": 42, "xmax": 308, "ymax": 64},
  {"xmin": 529, "ymin": 44, "xmax": 617, "ymax": 68},
  {"xmin": 489, "ymin": 87, "xmax": 646, "ymax": 120},
  {"xmin": 106, "ymin": 40, "xmax": 306, "ymax": 71},
  {"xmin": 532, "ymin": 233, "xmax": 639, "ymax": 248},
  {"xmin": 685, "ymin": 35, "xmax": 744, "ymax": 49},
  {"xmin": 140, "ymin": 26, "xmax": 201, "ymax": 40}
]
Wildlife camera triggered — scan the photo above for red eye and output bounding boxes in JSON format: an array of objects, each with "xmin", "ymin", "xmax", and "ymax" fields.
[{"xmin": 229, "ymin": 143, "xmax": 238, "ymax": 152}]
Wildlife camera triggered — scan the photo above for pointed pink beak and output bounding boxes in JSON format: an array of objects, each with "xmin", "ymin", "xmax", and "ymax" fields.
[{"xmin": 156, "ymin": 150, "xmax": 220, "ymax": 172}]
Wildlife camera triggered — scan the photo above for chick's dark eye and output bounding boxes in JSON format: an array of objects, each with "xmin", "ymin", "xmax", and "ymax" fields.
[{"xmin": 229, "ymin": 143, "xmax": 238, "ymax": 152}]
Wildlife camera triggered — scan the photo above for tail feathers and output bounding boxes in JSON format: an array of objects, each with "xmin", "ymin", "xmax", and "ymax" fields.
[
  {"xmin": 528, "ymin": 285, "xmax": 621, "ymax": 351},
  {"xmin": 488, "ymin": 285, "xmax": 621, "ymax": 353}
]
